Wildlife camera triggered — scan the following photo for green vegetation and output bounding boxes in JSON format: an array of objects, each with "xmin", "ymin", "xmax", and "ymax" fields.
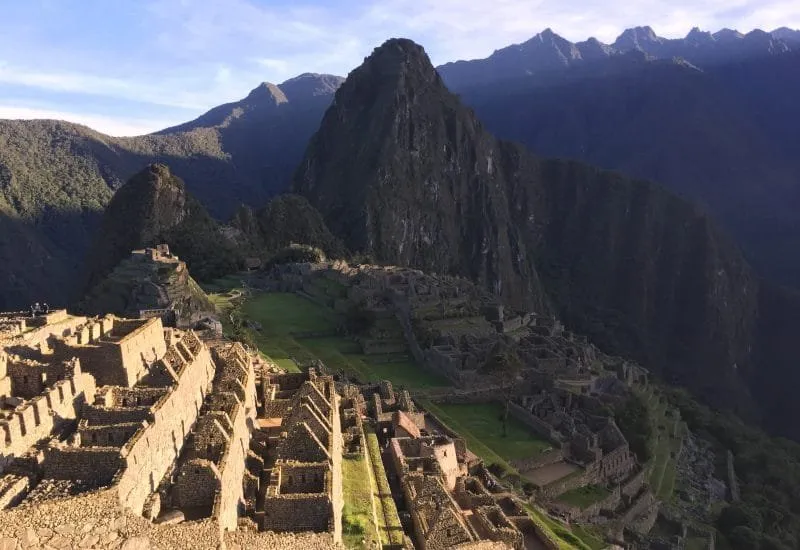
[
  {"xmin": 256, "ymin": 194, "xmax": 348, "ymax": 259},
  {"xmin": 643, "ymin": 388, "xmax": 684, "ymax": 501},
  {"xmin": 342, "ymin": 455, "xmax": 380, "ymax": 548},
  {"xmin": 557, "ymin": 484, "xmax": 612, "ymax": 509},
  {"xmin": 614, "ymin": 392, "xmax": 652, "ymax": 462},
  {"xmin": 522, "ymin": 503, "xmax": 604, "ymax": 550},
  {"xmin": 234, "ymin": 292, "xmax": 448, "ymax": 386},
  {"xmin": 365, "ymin": 427, "xmax": 403, "ymax": 546},
  {"xmin": 665, "ymin": 387, "xmax": 800, "ymax": 550},
  {"xmin": 428, "ymin": 402, "xmax": 551, "ymax": 462}
]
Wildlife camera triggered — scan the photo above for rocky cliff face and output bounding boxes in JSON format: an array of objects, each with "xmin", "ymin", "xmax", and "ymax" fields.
[
  {"xmin": 294, "ymin": 38, "xmax": 761, "ymax": 418},
  {"xmin": 83, "ymin": 164, "xmax": 240, "ymax": 294},
  {"xmin": 294, "ymin": 40, "xmax": 550, "ymax": 312}
]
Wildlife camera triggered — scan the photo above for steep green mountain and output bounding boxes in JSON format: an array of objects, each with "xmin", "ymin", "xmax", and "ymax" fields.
[
  {"xmin": 293, "ymin": 38, "xmax": 771, "ymax": 428},
  {"xmin": 0, "ymin": 74, "xmax": 341, "ymax": 308},
  {"xmin": 83, "ymin": 163, "xmax": 241, "ymax": 293}
]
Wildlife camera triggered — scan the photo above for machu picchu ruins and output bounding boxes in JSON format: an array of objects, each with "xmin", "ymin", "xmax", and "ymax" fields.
[{"xmin": 0, "ymin": 253, "xmax": 727, "ymax": 550}]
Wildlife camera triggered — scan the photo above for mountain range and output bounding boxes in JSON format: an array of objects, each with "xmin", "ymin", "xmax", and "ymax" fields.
[
  {"xmin": 438, "ymin": 27, "xmax": 800, "ymax": 290},
  {"xmin": 0, "ymin": 73, "xmax": 341, "ymax": 308},
  {"xmin": 3, "ymin": 25, "xmax": 800, "ymax": 443}
]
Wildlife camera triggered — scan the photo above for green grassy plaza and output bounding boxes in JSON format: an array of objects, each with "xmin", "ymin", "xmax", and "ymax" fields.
[
  {"xmin": 206, "ymin": 282, "xmax": 606, "ymax": 549},
  {"xmin": 557, "ymin": 484, "xmax": 613, "ymax": 509},
  {"xmin": 342, "ymin": 454, "xmax": 381, "ymax": 548}
]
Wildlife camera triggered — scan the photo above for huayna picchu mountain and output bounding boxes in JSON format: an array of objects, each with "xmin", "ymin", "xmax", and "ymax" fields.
[
  {"xmin": 292, "ymin": 38, "xmax": 800, "ymax": 438},
  {"xmin": 83, "ymin": 164, "xmax": 241, "ymax": 295}
]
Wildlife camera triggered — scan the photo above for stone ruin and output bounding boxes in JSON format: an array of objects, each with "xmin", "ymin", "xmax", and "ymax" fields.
[
  {"xmin": 383, "ymin": 412, "xmax": 550, "ymax": 550},
  {"xmin": 254, "ymin": 369, "xmax": 343, "ymax": 541},
  {"xmin": 0, "ymin": 309, "xmax": 349, "ymax": 549},
  {"xmin": 81, "ymin": 244, "xmax": 215, "ymax": 327}
]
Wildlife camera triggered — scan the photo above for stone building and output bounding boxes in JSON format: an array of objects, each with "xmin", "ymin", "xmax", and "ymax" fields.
[
  {"xmin": 388, "ymin": 431, "xmax": 527, "ymax": 549},
  {"xmin": 255, "ymin": 369, "xmax": 344, "ymax": 544},
  {"xmin": 0, "ymin": 308, "xmax": 281, "ymax": 544}
]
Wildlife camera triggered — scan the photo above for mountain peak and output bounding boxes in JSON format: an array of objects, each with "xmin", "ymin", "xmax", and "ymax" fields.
[
  {"xmin": 245, "ymin": 82, "xmax": 288, "ymax": 104},
  {"xmin": 714, "ymin": 28, "xmax": 744, "ymax": 41},
  {"xmin": 279, "ymin": 73, "xmax": 345, "ymax": 99},
  {"xmin": 614, "ymin": 26, "xmax": 662, "ymax": 50},
  {"xmin": 357, "ymin": 38, "xmax": 438, "ymax": 84},
  {"xmin": 369, "ymin": 38, "xmax": 431, "ymax": 66},
  {"xmin": 686, "ymin": 27, "xmax": 713, "ymax": 42}
]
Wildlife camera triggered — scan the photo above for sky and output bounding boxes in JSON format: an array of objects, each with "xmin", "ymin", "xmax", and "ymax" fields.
[{"xmin": 0, "ymin": 0, "xmax": 798, "ymax": 136}]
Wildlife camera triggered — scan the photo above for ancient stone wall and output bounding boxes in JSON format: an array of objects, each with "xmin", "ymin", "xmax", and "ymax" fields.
[
  {"xmin": 116, "ymin": 338, "xmax": 215, "ymax": 515},
  {"xmin": 262, "ymin": 494, "xmax": 333, "ymax": 532},
  {"xmin": 42, "ymin": 446, "xmax": 123, "ymax": 483},
  {"xmin": 538, "ymin": 469, "xmax": 589, "ymax": 499},
  {"xmin": 473, "ymin": 505, "xmax": 524, "ymax": 549},
  {"xmin": 116, "ymin": 318, "xmax": 167, "ymax": 386},
  {"xmin": 81, "ymin": 404, "xmax": 152, "ymax": 425},
  {"xmin": 173, "ymin": 459, "xmax": 221, "ymax": 509},
  {"xmin": 0, "ymin": 474, "xmax": 28, "ymax": 509},
  {"xmin": 212, "ymin": 346, "xmax": 256, "ymax": 531},
  {"xmin": 507, "ymin": 402, "xmax": 561, "ymax": 443},
  {"xmin": 621, "ymin": 468, "xmax": 647, "ymax": 498},
  {"xmin": 511, "ymin": 449, "xmax": 563, "ymax": 472},
  {"xmin": 278, "ymin": 463, "xmax": 328, "ymax": 493},
  {"xmin": 0, "ymin": 361, "xmax": 95, "ymax": 474},
  {"xmin": 620, "ymin": 490, "xmax": 656, "ymax": 525},
  {"xmin": 110, "ymin": 387, "xmax": 170, "ymax": 407},
  {"xmin": 78, "ymin": 421, "xmax": 141, "ymax": 447}
]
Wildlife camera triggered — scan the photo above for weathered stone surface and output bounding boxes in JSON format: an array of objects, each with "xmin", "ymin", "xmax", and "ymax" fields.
[
  {"xmin": 79, "ymin": 533, "xmax": 100, "ymax": 548},
  {"xmin": 0, "ymin": 537, "xmax": 17, "ymax": 550},
  {"xmin": 20, "ymin": 529, "xmax": 38, "ymax": 548},
  {"xmin": 121, "ymin": 537, "xmax": 151, "ymax": 550}
]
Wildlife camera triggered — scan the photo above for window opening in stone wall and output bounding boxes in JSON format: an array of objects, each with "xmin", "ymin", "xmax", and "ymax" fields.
[
  {"xmin": 207, "ymin": 444, "xmax": 213, "ymax": 457},
  {"xmin": 23, "ymin": 375, "xmax": 28, "ymax": 384},
  {"xmin": 108, "ymin": 432, "xmax": 114, "ymax": 443},
  {"xmin": 288, "ymin": 475, "xmax": 293, "ymax": 485}
]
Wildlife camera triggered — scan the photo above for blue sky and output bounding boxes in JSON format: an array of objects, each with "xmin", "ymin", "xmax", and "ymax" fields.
[{"xmin": 1, "ymin": 0, "xmax": 797, "ymax": 136}]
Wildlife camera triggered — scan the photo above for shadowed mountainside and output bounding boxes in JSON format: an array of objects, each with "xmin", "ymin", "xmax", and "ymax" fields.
[
  {"xmin": 0, "ymin": 74, "xmax": 342, "ymax": 307},
  {"xmin": 292, "ymin": 38, "xmax": 800, "ymax": 439},
  {"xmin": 439, "ymin": 31, "xmax": 800, "ymax": 289}
]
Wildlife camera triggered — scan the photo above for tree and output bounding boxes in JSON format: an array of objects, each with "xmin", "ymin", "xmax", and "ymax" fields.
[
  {"xmin": 483, "ymin": 341, "xmax": 523, "ymax": 437},
  {"xmin": 614, "ymin": 393, "xmax": 652, "ymax": 462}
]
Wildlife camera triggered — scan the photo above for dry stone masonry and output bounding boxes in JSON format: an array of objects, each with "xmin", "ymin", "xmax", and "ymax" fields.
[{"xmin": 0, "ymin": 308, "xmax": 346, "ymax": 549}]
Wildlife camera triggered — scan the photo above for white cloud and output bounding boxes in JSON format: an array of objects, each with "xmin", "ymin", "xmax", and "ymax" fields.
[
  {"xmin": 1, "ymin": 0, "xmax": 799, "ymax": 134},
  {"xmin": 0, "ymin": 105, "xmax": 178, "ymax": 137},
  {"xmin": 361, "ymin": 0, "xmax": 800, "ymax": 62}
]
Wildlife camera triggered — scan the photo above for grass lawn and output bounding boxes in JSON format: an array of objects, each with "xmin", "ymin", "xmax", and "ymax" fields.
[
  {"xmin": 242, "ymin": 293, "xmax": 339, "ymax": 334},
  {"xmin": 644, "ymin": 387, "xmax": 685, "ymax": 501},
  {"xmin": 522, "ymin": 503, "xmax": 603, "ymax": 550},
  {"xmin": 342, "ymin": 455, "xmax": 381, "ymax": 549},
  {"xmin": 364, "ymin": 427, "xmax": 404, "ymax": 546},
  {"xmin": 557, "ymin": 484, "xmax": 612, "ymax": 509},
  {"xmin": 433, "ymin": 402, "xmax": 551, "ymax": 462},
  {"xmin": 235, "ymin": 292, "xmax": 449, "ymax": 387}
]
